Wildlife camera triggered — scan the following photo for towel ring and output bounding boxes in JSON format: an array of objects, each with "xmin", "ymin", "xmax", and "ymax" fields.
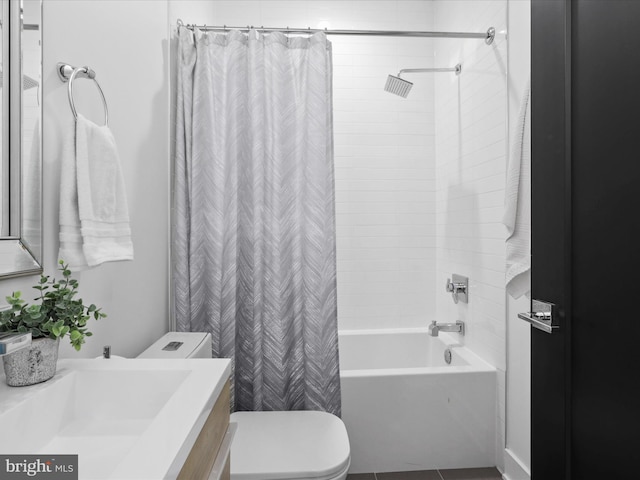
[{"xmin": 57, "ymin": 63, "xmax": 109, "ymax": 126}]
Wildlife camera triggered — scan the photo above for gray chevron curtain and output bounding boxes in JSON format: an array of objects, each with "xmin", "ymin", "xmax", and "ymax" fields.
[{"xmin": 173, "ymin": 28, "xmax": 340, "ymax": 415}]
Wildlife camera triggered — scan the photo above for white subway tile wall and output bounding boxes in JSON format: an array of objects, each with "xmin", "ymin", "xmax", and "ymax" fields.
[
  {"xmin": 332, "ymin": 5, "xmax": 437, "ymax": 332},
  {"xmin": 432, "ymin": 0, "xmax": 507, "ymax": 371},
  {"xmin": 433, "ymin": 0, "xmax": 508, "ymax": 470}
]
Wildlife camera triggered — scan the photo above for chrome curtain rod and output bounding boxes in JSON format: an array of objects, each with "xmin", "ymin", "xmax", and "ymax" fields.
[
  {"xmin": 179, "ymin": 22, "xmax": 496, "ymax": 45},
  {"xmin": 399, "ymin": 65, "xmax": 462, "ymax": 75}
]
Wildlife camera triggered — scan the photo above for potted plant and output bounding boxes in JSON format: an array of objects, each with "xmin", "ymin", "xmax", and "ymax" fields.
[{"xmin": 0, "ymin": 260, "xmax": 106, "ymax": 386}]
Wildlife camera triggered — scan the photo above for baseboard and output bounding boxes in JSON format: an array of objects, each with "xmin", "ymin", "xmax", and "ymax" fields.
[{"xmin": 502, "ymin": 448, "xmax": 530, "ymax": 480}]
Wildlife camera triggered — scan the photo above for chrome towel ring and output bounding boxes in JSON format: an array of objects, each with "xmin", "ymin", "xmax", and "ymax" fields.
[{"xmin": 57, "ymin": 62, "xmax": 109, "ymax": 126}]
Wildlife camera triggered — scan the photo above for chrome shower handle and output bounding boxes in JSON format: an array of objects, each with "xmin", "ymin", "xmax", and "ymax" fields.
[
  {"xmin": 445, "ymin": 278, "xmax": 466, "ymax": 293},
  {"xmin": 445, "ymin": 275, "xmax": 468, "ymax": 304}
]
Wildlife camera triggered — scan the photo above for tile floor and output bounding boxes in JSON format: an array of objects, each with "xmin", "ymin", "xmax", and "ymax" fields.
[{"xmin": 347, "ymin": 467, "xmax": 502, "ymax": 480}]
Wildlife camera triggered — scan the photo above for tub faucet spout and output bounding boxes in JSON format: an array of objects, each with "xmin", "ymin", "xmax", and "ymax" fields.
[{"xmin": 428, "ymin": 320, "xmax": 465, "ymax": 337}]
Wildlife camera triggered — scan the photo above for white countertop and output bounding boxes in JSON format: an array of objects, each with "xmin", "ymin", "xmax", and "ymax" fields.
[{"xmin": 0, "ymin": 358, "xmax": 231, "ymax": 479}]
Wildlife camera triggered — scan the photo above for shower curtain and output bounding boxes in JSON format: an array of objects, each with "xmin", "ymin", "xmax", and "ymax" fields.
[{"xmin": 173, "ymin": 28, "xmax": 341, "ymax": 415}]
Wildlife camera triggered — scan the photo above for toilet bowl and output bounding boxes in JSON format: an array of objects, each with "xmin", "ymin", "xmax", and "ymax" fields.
[
  {"xmin": 140, "ymin": 332, "xmax": 351, "ymax": 480},
  {"xmin": 230, "ymin": 410, "xmax": 350, "ymax": 480}
]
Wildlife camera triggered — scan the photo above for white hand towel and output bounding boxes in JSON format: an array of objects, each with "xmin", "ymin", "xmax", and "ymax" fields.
[
  {"xmin": 59, "ymin": 120, "xmax": 88, "ymax": 270},
  {"xmin": 76, "ymin": 114, "xmax": 134, "ymax": 267},
  {"xmin": 58, "ymin": 115, "xmax": 133, "ymax": 268},
  {"xmin": 503, "ymin": 80, "xmax": 531, "ymax": 299}
]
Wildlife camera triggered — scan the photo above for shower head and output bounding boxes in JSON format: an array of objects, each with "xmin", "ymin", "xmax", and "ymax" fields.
[
  {"xmin": 384, "ymin": 74, "xmax": 413, "ymax": 98},
  {"xmin": 384, "ymin": 64, "xmax": 462, "ymax": 98}
]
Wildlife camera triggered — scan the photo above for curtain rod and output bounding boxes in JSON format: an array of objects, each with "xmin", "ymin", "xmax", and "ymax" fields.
[{"xmin": 178, "ymin": 21, "xmax": 496, "ymax": 45}]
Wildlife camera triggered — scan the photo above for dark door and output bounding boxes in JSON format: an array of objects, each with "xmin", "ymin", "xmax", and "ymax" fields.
[
  {"xmin": 531, "ymin": 1, "xmax": 571, "ymax": 478},
  {"xmin": 531, "ymin": 1, "xmax": 640, "ymax": 479}
]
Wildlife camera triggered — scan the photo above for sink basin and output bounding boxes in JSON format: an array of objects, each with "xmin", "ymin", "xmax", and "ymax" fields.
[{"xmin": 0, "ymin": 358, "xmax": 231, "ymax": 479}]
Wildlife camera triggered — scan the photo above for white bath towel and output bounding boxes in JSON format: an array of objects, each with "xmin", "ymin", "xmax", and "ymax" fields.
[
  {"xmin": 58, "ymin": 115, "xmax": 133, "ymax": 268},
  {"xmin": 503, "ymin": 80, "xmax": 531, "ymax": 299}
]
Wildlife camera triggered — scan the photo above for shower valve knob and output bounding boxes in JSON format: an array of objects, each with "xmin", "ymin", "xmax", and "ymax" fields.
[
  {"xmin": 445, "ymin": 275, "xmax": 469, "ymax": 304},
  {"xmin": 445, "ymin": 278, "xmax": 454, "ymax": 293},
  {"xmin": 445, "ymin": 278, "xmax": 466, "ymax": 293}
]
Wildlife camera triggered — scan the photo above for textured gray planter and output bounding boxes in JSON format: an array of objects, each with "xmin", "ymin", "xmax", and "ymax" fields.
[{"xmin": 3, "ymin": 337, "xmax": 60, "ymax": 387}]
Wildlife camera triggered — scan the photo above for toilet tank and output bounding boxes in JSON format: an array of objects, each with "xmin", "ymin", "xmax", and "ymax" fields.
[{"xmin": 137, "ymin": 332, "xmax": 212, "ymax": 359}]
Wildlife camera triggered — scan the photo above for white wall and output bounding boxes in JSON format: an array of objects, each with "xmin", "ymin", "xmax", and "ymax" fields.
[
  {"xmin": 170, "ymin": 0, "xmax": 438, "ymax": 332},
  {"xmin": 0, "ymin": 0, "xmax": 171, "ymax": 359},
  {"xmin": 432, "ymin": 0, "xmax": 508, "ymax": 471},
  {"xmin": 505, "ymin": 1, "xmax": 531, "ymax": 478}
]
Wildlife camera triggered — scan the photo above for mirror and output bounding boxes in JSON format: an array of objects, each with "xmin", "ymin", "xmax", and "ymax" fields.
[{"xmin": 0, "ymin": 0, "xmax": 42, "ymax": 278}]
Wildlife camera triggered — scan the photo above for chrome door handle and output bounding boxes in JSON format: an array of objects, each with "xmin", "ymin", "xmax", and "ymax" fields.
[{"xmin": 518, "ymin": 299, "xmax": 559, "ymax": 334}]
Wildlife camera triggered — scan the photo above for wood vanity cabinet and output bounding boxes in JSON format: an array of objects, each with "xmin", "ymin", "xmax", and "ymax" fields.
[{"xmin": 178, "ymin": 380, "xmax": 232, "ymax": 480}]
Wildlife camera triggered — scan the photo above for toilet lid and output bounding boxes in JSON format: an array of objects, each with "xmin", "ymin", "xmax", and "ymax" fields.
[{"xmin": 230, "ymin": 410, "xmax": 351, "ymax": 480}]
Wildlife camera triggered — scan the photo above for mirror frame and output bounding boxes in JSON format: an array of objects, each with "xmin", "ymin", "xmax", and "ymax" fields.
[{"xmin": 0, "ymin": 0, "xmax": 42, "ymax": 279}]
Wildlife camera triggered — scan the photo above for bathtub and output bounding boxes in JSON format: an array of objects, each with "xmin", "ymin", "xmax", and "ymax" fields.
[{"xmin": 339, "ymin": 328, "xmax": 496, "ymax": 474}]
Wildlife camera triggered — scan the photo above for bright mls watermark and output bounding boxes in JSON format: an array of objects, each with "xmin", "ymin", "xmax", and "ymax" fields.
[{"xmin": 0, "ymin": 455, "xmax": 77, "ymax": 479}]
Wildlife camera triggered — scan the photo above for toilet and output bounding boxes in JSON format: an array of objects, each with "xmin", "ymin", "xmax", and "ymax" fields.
[
  {"xmin": 139, "ymin": 332, "xmax": 351, "ymax": 480},
  {"xmin": 230, "ymin": 410, "xmax": 350, "ymax": 480}
]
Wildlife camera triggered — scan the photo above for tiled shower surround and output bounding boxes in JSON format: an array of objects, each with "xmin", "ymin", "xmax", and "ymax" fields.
[{"xmin": 332, "ymin": 5, "xmax": 509, "ymax": 463}]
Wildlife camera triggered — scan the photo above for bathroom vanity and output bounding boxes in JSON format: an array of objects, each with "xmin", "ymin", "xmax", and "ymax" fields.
[
  {"xmin": 0, "ymin": 358, "xmax": 232, "ymax": 479},
  {"xmin": 178, "ymin": 379, "xmax": 232, "ymax": 480}
]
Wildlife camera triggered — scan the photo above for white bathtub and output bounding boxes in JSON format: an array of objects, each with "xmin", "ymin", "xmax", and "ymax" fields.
[{"xmin": 339, "ymin": 328, "xmax": 496, "ymax": 474}]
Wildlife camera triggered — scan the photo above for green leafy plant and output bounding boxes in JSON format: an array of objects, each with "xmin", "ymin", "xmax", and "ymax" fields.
[{"xmin": 0, "ymin": 260, "xmax": 106, "ymax": 351}]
